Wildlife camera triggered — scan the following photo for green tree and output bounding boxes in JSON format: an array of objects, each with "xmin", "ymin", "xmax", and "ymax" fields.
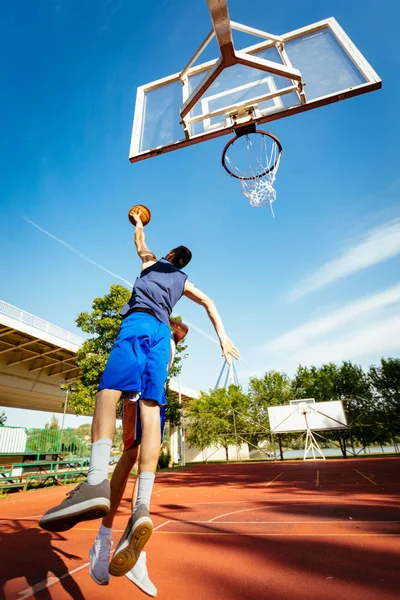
[
  {"xmin": 68, "ymin": 284, "xmax": 131, "ymax": 416},
  {"xmin": 291, "ymin": 363, "xmax": 338, "ymax": 401},
  {"xmin": 185, "ymin": 385, "xmax": 250, "ymax": 461},
  {"xmin": 113, "ymin": 425, "xmax": 124, "ymax": 453},
  {"xmin": 68, "ymin": 284, "xmax": 187, "ymax": 426},
  {"xmin": 369, "ymin": 358, "xmax": 400, "ymax": 445},
  {"xmin": 0, "ymin": 410, "xmax": 6, "ymax": 426},
  {"xmin": 72, "ymin": 423, "xmax": 92, "ymax": 439},
  {"xmin": 249, "ymin": 371, "xmax": 292, "ymax": 406},
  {"xmin": 45, "ymin": 415, "xmax": 60, "ymax": 430},
  {"xmin": 247, "ymin": 371, "xmax": 293, "ymax": 451},
  {"xmin": 291, "ymin": 361, "xmax": 377, "ymax": 456}
]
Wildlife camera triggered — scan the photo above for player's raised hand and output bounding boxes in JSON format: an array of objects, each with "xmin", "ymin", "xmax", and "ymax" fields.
[
  {"xmin": 221, "ymin": 335, "xmax": 240, "ymax": 365},
  {"xmin": 129, "ymin": 209, "xmax": 143, "ymax": 227}
]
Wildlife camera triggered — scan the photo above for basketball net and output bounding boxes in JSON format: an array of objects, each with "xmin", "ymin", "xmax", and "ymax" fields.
[{"xmin": 224, "ymin": 133, "xmax": 281, "ymax": 217}]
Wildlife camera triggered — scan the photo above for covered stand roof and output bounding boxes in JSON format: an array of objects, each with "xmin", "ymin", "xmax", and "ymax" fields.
[{"xmin": 0, "ymin": 299, "xmax": 198, "ymax": 415}]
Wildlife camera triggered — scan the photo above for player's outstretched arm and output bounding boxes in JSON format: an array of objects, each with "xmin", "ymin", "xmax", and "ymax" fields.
[
  {"xmin": 183, "ymin": 281, "xmax": 240, "ymax": 365},
  {"xmin": 131, "ymin": 212, "xmax": 157, "ymax": 269}
]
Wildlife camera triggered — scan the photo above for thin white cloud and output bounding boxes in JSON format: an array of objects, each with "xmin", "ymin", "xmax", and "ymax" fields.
[
  {"xmin": 182, "ymin": 319, "xmax": 219, "ymax": 345},
  {"xmin": 296, "ymin": 315, "xmax": 400, "ymax": 367},
  {"xmin": 239, "ymin": 314, "xmax": 400, "ymax": 379},
  {"xmin": 24, "ymin": 217, "xmax": 247, "ymax": 362},
  {"xmin": 288, "ymin": 218, "xmax": 400, "ymax": 301},
  {"xmin": 240, "ymin": 284, "xmax": 400, "ymax": 379},
  {"xmin": 238, "ymin": 316, "xmax": 400, "ymax": 380},
  {"xmin": 182, "ymin": 318, "xmax": 250, "ymax": 365},
  {"xmin": 264, "ymin": 283, "xmax": 400, "ymax": 353},
  {"xmin": 24, "ymin": 217, "xmax": 134, "ymax": 287}
]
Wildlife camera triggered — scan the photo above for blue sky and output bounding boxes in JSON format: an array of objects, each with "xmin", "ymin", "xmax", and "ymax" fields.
[{"xmin": 1, "ymin": 0, "xmax": 399, "ymax": 428}]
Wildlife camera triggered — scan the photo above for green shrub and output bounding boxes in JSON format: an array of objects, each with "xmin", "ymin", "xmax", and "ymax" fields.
[{"xmin": 158, "ymin": 450, "xmax": 171, "ymax": 469}]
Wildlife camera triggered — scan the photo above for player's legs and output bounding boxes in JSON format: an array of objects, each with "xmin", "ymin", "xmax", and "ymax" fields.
[
  {"xmin": 131, "ymin": 468, "xmax": 139, "ymax": 510},
  {"xmin": 123, "ymin": 457, "xmax": 157, "ymax": 596},
  {"xmin": 91, "ymin": 389, "xmax": 122, "ymax": 442},
  {"xmin": 90, "ymin": 446, "xmax": 138, "ymax": 586},
  {"xmin": 109, "ymin": 326, "xmax": 169, "ymax": 578},
  {"xmin": 137, "ymin": 400, "xmax": 161, "ymax": 474},
  {"xmin": 103, "ymin": 447, "xmax": 139, "ymax": 529},
  {"xmin": 108, "ymin": 402, "xmax": 162, "ymax": 577},
  {"xmin": 39, "ymin": 313, "xmax": 154, "ymax": 532},
  {"xmin": 90, "ymin": 448, "xmax": 157, "ymax": 594}
]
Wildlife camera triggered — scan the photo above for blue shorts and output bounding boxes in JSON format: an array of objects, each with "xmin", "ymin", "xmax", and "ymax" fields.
[
  {"xmin": 98, "ymin": 312, "xmax": 171, "ymax": 405},
  {"xmin": 122, "ymin": 396, "xmax": 167, "ymax": 451}
]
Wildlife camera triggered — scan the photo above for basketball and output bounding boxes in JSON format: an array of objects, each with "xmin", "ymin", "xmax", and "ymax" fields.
[{"xmin": 128, "ymin": 204, "xmax": 151, "ymax": 226}]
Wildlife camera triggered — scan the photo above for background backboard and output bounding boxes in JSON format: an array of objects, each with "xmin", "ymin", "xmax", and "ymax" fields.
[{"xmin": 268, "ymin": 400, "xmax": 348, "ymax": 433}]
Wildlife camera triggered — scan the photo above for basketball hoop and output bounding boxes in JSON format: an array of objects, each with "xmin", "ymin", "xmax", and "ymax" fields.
[{"xmin": 221, "ymin": 128, "xmax": 282, "ymax": 216}]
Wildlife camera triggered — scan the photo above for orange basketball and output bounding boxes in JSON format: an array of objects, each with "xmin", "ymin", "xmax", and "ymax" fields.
[{"xmin": 128, "ymin": 204, "xmax": 151, "ymax": 226}]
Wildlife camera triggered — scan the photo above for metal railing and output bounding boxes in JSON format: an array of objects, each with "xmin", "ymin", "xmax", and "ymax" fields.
[
  {"xmin": 26, "ymin": 428, "xmax": 91, "ymax": 458},
  {"xmin": 0, "ymin": 299, "xmax": 85, "ymax": 347}
]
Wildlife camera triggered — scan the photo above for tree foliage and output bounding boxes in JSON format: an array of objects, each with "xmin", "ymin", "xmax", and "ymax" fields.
[
  {"xmin": 0, "ymin": 410, "xmax": 6, "ymax": 426},
  {"xmin": 45, "ymin": 415, "xmax": 60, "ymax": 430},
  {"xmin": 246, "ymin": 371, "xmax": 292, "ymax": 447},
  {"xmin": 185, "ymin": 385, "xmax": 251, "ymax": 461},
  {"xmin": 184, "ymin": 359, "xmax": 400, "ymax": 460}
]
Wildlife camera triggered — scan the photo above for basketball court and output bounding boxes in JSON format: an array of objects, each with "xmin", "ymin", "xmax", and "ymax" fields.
[
  {"xmin": 1, "ymin": 457, "xmax": 399, "ymax": 600},
  {"xmin": 1, "ymin": 1, "xmax": 395, "ymax": 599}
]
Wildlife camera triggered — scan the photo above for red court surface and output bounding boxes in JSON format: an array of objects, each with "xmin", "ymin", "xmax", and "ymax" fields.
[{"xmin": 1, "ymin": 457, "xmax": 399, "ymax": 600}]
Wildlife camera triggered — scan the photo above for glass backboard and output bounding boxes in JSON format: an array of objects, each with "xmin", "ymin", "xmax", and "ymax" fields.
[{"xmin": 130, "ymin": 17, "xmax": 381, "ymax": 163}]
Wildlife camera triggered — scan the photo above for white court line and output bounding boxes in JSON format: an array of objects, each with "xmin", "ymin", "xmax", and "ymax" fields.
[
  {"xmin": 354, "ymin": 469, "xmax": 377, "ymax": 485},
  {"xmin": 155, "ymin": 532, "xmax": 400, "ymax": 537},
  {"xmin": 206, "ymin": 495, "xmax": 394, "ymax": 523},
  {"xmin": 0, "ymin": 515, "xmax": 41, "ymax": 521},
  {"xmin": 154, "ymin": 487, "xmax": 175, "ymax": 496},
  {"xmin": 177, "ymin": 494, "xmax": 388, "ymax": 506},
  {"xmin": 17, "ymin": 562, "xmax": 89, "ymax": 599},
  {"xmin": 76, "ymin": 519, "xmax": 400, "ymax": 533},
  {"xmin": 265, "ymin": 472, "xmax": 284, "ymax": 487},
  {"xmin": 208, "ymin": 504, "xmax": 271, "ymax": 523},
  {"xmin": 17, "ymin": 521, "xmax": 171, "ymax": 598},
  {"xmin": 208, "ymin": 474, "xmax": 283, "ymax": 523},
  {"xmin": 181, "ymin": 520, "xmax": 400, "ymax": 524},
  {"xmin": 153, "ymin": 520, "xmax": 171, "ymax": 531},
  {"xmin": 77, "ymin": 519, "xmax": 172, "ymax": 534}
]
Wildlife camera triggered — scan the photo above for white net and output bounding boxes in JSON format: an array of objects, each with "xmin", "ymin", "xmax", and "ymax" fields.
[{"xmin": 223, "ymin": 131, "xmax": 281, "ymax": 216}]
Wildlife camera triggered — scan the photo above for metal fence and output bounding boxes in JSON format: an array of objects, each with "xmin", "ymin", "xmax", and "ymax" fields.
[
  {"xmin": 26, "ymin": 428, "xmax": 90, "ymax": 458},
  {"xmin": 0, "ymin": 299, "xmax": 84, "ymax": 347}
]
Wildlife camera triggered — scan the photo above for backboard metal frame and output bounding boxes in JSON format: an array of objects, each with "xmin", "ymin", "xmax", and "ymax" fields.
[{"xmin": 129, "ymin": 16, "xmax": 381, "ymax": 164}]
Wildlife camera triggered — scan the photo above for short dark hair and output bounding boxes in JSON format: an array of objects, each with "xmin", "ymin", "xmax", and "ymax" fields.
[{"xmin": 168, "ymin": 246, "xmax": 192, "ymax": 269}]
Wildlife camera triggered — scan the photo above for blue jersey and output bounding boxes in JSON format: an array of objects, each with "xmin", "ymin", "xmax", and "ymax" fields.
[{"xmin": 120, "ymin": 258, "xmax": 187, "ymax": 326}]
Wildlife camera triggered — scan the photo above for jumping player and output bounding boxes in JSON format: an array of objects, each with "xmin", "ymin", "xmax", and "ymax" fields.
[{"xmin": 40, "ymin": 210, "xmax": 240, "ymax": 577}]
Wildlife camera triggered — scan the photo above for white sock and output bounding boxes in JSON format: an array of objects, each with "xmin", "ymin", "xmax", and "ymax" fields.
[
  {"xmin": 133, "ymin": 472, "xmax": 155, "ymax": 512},
  {"xmin": 87, "ymin": 438, "xmax": 112, "ymax": 485},
  {"xmin": 98, "ymin": 524, "xmax": 112, "ymax": 541}
]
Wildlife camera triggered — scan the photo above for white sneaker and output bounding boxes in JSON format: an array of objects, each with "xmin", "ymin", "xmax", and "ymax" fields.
[
  {"xmin": 89, "ymin": 537, "xmax": 113, "ymax": 585},
  {"xmin": 125, "ymin": 552, "xmax": 157, "ymax": 597}
]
